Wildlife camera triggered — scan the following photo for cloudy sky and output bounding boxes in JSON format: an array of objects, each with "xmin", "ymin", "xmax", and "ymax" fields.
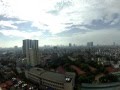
[{"xmin": 0, "ymin": 0, "xmax": 120, "ymax": 47}]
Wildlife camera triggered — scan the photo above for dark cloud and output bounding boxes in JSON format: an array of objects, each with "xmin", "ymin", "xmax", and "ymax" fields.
[
  {"xmin": 57, "ymin": 27, "xmax": 88, "ymax": 37},
  {"xmin": 69, "ymin": 13, "xmax": 120, "ymax": 30},
  {"xmin": 57, "ymin": 12, "xmax": 120, "ymax": 37},
  {"xmin": 86, "ymin": 14, "xmax": 120, "ymax": 30},
  {"xmin": 87, "ymin": 19, "xmax": 110, "ymax": 30}
]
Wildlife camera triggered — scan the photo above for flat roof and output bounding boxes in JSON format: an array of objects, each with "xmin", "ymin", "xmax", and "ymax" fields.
[
  {"xmin": 27, "ymin": 68, "xmax": 75, "ymax": 83},
  {"xmin": 41, "ymin": 71, "xmax": 65, "ymax": 83}
]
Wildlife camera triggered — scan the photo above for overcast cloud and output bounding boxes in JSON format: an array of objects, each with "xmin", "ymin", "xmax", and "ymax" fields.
[{"xmin": 0, "ymin": 0, "xmax": 120, "ymax": 47}]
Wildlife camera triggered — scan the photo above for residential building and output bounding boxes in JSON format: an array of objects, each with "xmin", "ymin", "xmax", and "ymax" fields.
[
  {"xmin": 29, "ymin": 48, "xmax": 39, "ymax": 66},
  {"xmin": 87, "ymin": 42, "xmax": 93, "ymax": 47},
  {"xmin": 22, "ymin": 39, "xmax": 39, "ymax": 66}
]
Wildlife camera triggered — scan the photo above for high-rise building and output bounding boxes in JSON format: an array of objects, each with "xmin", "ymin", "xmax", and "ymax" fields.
[
  {"xmin": 113, "ymin": 42, "xmax": 116, "ymax": 46},
  {"xmin": 87, "ymin": 42, "xmax": 93, "ymax": 47},
  {"xmin": 22, "ymin": 39, "xmax": 39, "ymax": 66},
  {"xmin": 23, "ymin": 39, "xmax": 32, "ymax": 56},
  {"xmin": 23, "ymin": 39, "xmax": 39, "ymax": 55},
  {"xmin": 29, "ymin": 48, "xmax": 39, "ymax": 66},
  {"xmin": 32, "ymin": 40, "xmax": 38, "ymax": 50},
  {"xmin": 69, "ymin": 43, "xmax": 72, "ymax": 47}
]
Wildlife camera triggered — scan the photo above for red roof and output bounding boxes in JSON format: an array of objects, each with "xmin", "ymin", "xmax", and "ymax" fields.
[
  {"xmin": 56, "ymin": 66, "xmax": 65, "ymax": 74},
  {"xmin": 5, "ymin": 81, "xmax": 13, "ymax": 86},
  {"xmin": 1, "ymin": 88, "xmax": 7, "ymax": 90},
  {"xmin": 106, "ymin": 66, "xmax": 117, "ymax": 73},
  {"xmin": 0, "ymin": 83, "xmax": 7, "ymax": 88},
  {"xmin": 70, "ymin": 65, "xmax": 86, "ymax": 75},
  {"xmin": 89, "ymin": 66, "xmax": 96, "ymax": 72}
]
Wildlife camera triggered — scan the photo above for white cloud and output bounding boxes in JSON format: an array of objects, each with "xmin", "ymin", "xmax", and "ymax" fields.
[
  {"xmin": 1, "ymin": 0, "xmax": 120, "ymax": 34},
  {"xmin": 0, "ymin": 0, "xmax": 120, "ymax": 47},
  {"xmin": 0, "ymin": 30, "xmax": 42, "ymax": 39},
  {"xmin": 0, "ymin": 21, "xmax": 18, "ymax": 29}
]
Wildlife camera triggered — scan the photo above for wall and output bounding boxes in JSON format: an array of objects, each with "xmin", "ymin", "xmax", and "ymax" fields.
[{"xmin": 81, "ymin": 82, "xmax": 120, "ymax": 90}]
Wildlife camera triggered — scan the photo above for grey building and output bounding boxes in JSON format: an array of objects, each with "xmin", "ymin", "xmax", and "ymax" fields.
[
  {"xmin": 81, "ymin": 83, "xmax": 120, "ymax": 90},
  {"xmin": 22, "ymin": 39, "xmax": 38, "ymax": 56},
  {"xmin": 87, "ymin": 42, "xmax": 93, "ymax": 47},
  {"xmin": 22, "ymin": 39, "xmax": 39, "ymax": 66},
  {"xmin": 25, "ymin": 68, "xmax": 76, "ymax": 90}
]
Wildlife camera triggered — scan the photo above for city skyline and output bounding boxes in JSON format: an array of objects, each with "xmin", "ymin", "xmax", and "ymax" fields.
[{"xmin": 0, "ymin": 0, "xmax": 120, "ymax": 47}]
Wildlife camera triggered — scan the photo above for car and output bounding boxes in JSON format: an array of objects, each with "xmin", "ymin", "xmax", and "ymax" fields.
[
  {"xmin": 22, "ymin": 83, "xmax": 27, "ymax": 88},
  {"xmin": 29, "ymin": 86, "xmax": 34, "ymax": 90},
  {"xmin": 18, "ymin": 81, "xmax": 22, "ymax": 84},
  {"xmin": 14, "ymin": 84, "xmax": 19, "ymax": 87},
  {"xmin": 12, "ymin": 77, "xmax": 16, "ymax": 81}
]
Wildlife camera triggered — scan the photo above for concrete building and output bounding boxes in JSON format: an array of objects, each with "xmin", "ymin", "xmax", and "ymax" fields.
[
  {"xmin": 22, "ymin": 39, "xmax": 39, "ymax": 66},
  {"xmin": 87, "ymin": 42, "xmax": 93, "ymax": 47},
  {"xmin": 69, "ymin": 43, "xmax": 72, "ymax": 47},
  {"xmin": 23, "ymin": 39, "xmax": 32, "ymax": 56},
  {"xmin": 81, "ymin": 83, "xmax": 120, "ymax": 90},
  {"xmin": 25, "ymin": 68, "xmax": 76, "ymax": 90},
  {"xmin": 23, "ymin": 39, "xmax": 38, "ymax": 56},
  {"xmin": 29, "ymin": 48, "xmax": 39, "ymax": 66}
]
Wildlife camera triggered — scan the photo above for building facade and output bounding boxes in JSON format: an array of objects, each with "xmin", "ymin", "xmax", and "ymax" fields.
[
  {"xmin": 29, "ymin": 48, "xmax": 39, "ymax": 66},
  {"xmin": 87, "ymin": 42, "xmax": 93, "ymax": 47},
  {"xmin": 25, "ymin": 68, "xmax": 75, "ymax": 90},
  {"xmin": 81, "ymin": 83, "xmax": 120, "ymax": 90},
  {"xmin": 22, "ymin": 39, "xmax": 39, "ymax": 66}
]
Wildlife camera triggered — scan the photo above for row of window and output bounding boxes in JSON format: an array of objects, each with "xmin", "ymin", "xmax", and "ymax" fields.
[
  {"xmin": 43, "ymin": 82, "xmax": 64, "ymax": 90},
  {"xmin": 27, "ymin": 72, "xmax": 64, "ymax": 89},
  {"xmin": 27, "ymin": 74, "xmax": 39, "ymax": 83},
  {"xmin": 42, "ymin": 78, "xmax": 64, "ymax": 86}
]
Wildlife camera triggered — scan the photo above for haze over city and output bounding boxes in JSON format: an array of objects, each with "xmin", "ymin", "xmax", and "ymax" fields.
[
  {"xmin": 0, "ymin": 0, "xmax": 120, "ymax": 47},
  {"xmin": 1, "ymin": 0, "xmax": 120, "ymax": 90}
]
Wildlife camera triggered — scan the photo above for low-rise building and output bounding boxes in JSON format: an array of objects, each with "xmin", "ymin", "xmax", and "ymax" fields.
[
  {"xmin": 81, "ymin": 83, "xmax": 120, "ymax": 90},
  {"xmin": 25, "ymin": 68, "xmax": 75, "ymax": 90}
]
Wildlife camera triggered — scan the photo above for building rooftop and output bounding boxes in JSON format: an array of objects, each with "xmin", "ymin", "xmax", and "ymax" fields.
[
  {"xmin": 70, "ymin": 65, "xmax": 86, "ymax": 75},
  {"xmin": 41, "ymin": 71, "xmax": 65, "ymax": 83},
  {"xmin": 27, "ymin": 67, "xmax": 75, "ymax": 83}
]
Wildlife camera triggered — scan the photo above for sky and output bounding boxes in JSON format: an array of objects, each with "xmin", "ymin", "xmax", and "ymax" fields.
[{"xmin": 0, "ymin": 0, "xmax": 120, "ymax": 47}]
